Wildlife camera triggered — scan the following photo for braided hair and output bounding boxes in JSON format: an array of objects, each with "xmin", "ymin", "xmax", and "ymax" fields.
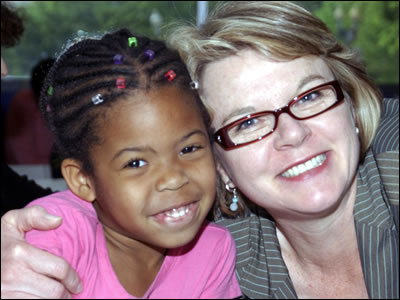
[{"xmin": 40, "ymin": 28, "xmax": 210, "ymax": 174}]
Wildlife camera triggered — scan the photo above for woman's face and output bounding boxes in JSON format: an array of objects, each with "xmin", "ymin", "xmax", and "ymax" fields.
[{"xmin": 201, "ymin": 49, "xmax": 360, "ymax": 219}]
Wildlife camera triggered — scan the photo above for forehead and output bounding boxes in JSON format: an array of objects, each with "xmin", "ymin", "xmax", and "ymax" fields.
[
  {"xmin": 200, "ymin": 50, "xmax": 334, "ymax": 127},
  {"xmin": 102, "ymin": 85, "xmax": 205, "ymax": 136}
]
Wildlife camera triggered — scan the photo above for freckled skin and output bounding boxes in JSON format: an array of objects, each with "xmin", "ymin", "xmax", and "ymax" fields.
[{"xmin": 202, "ymin": 50, "xmax": 360, "ymax": 219}]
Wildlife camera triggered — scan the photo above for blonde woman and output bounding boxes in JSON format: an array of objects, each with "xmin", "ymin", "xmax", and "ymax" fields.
[{"xmin": 2, "ymin": 2, "xmax": 398, "ymax": 299}]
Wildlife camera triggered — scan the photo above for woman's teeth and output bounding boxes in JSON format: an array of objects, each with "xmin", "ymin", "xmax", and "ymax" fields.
[
  {"xmin": 281, "ymin": 154, "xmax": 326, "ymax": 178},
  {"xmin": 164, "ymin": 206, "xmax": 190, "ymax": 219}
]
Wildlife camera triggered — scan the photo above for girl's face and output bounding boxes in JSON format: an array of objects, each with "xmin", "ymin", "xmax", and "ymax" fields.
[
  {"xmin": 201, "ymin": 50, "xmax": 360, "ymax": 220},
  {"xmin": 89, "ymin": 85, "xmax": 216, "ymax": 249}
]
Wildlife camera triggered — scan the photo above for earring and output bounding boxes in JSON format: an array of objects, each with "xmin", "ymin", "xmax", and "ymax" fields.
[
  {"xmin": 225, "ymin": 183, "xmax": 238, "ymax": 212},
  {"xmin": 355, "ymin": 127, "xmax": 360, "ymax": 134}
]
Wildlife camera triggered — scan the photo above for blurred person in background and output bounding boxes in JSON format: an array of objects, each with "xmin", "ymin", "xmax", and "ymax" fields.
[
  {"xmin": 1, "ymin": 2, "xmax": 53, "ymax": 216},
  {"xmin": 5, "ymin": 58, "xmax": 55, "ymax": 164}
]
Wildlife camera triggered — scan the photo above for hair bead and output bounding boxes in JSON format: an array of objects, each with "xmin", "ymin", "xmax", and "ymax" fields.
[
  {"xmin": 116, "ymin": 77, "xmax": 126, "ymax": 89},
  {"xmin": 164, "ymin": 70, "xmax": 176, "ymax": 82}
]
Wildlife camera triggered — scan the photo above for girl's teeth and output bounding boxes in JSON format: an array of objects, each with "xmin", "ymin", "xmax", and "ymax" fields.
[
  {"xmin": 281, "ymin": 154, "xmax": 326, "ymax": 178},
  {"xmin": 164, "ymin": 206, "xmax": 190, "ymax": 218}
]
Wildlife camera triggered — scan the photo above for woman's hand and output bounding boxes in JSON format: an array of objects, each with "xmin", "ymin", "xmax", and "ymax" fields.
[{"xmin": 1, "ymin": 206, "xmax": 82, "ymax": 298}]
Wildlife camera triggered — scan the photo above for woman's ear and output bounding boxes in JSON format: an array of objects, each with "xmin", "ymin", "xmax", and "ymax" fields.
[
  {"xmin": 61, "ymin": 158, "xmax": 96, "ymax": 202},
  {"xmin": 215, "ymin": 160, "xmax": 235, "ymax": 189}
]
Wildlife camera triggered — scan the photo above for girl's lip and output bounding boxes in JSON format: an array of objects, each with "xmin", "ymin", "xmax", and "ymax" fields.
[
  {"xmin": 151, "ymin": 201, "xmax": 200, "ymax": 227},
  {"xmin": 152, "ymin": 200, "xmax": 198, "ymax": 217},
  {"xmin": 278, "ymin": 151, "xmax": 328, "ymax": 175}
]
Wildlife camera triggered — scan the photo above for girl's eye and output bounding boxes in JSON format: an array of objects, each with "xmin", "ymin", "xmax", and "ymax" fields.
[
  {"xmin": 125, "ymin": 159, "xmax": 147, "ymax": 169},
  {"xmin": 180, "ymin": 145, "xmax": 202, "ymax": 155}
]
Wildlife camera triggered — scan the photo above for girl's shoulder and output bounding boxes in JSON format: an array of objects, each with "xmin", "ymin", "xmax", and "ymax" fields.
[{"xmin": 26, "ymin": 189, "xmax": 97, "ymax": 223}]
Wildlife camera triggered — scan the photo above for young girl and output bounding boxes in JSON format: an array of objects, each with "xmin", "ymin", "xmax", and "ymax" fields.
[{"xmin": 24, "ymin": 28, "xmax": 241, "ymax": 299}]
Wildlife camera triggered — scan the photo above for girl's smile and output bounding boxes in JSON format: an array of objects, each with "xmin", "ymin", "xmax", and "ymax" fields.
[{"xmin": 89, "ymin": 85, "xmax": 216, "ymax": 249}]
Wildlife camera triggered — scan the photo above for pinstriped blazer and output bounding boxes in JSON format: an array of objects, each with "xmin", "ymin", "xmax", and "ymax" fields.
[{"xmin": 216, "ymin": 98, "xmax": 399, "ymax": 299}]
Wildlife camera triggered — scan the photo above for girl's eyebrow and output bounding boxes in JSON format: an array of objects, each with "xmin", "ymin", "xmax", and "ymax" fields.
[
  {"xmin": 112, "ymin": 146, "xmax": 156, "ymax": 162},
  {"xmin": 180, "ymin": 129, "xmax": 207, "ymax": 142},
  {"xmin": 111, "ymin": 129, "xmax": 207, "ymax": 161}
]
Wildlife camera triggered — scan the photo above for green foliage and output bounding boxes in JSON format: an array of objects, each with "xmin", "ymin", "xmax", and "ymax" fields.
[
  {"xmin": 2, "ymin": 1, "xmax": 199, "ymax": 76},
  {"xmin": 2, "ymin": 1, "xmax": 399, "ymax": 85},
  {"xmin": 313, "ymin": 1, "xmax": 399, "ymax": 84}
]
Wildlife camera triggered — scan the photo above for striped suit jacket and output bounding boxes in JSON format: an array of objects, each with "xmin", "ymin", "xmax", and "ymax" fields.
[{"xmin": 216, "ymin": 98, "xmax": 399, "ymax": 299}]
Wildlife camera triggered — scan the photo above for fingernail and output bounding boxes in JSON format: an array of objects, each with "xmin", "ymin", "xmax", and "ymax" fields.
[
  {"xmin": 76, "ymin": 282, "xmax": 83, "ymax": 293},
  {"xmin": 45, "ymin": 214, "xmax": 61, "ymax": 222}
]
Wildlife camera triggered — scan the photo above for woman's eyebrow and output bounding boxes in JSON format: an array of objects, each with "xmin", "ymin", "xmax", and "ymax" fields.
[
  {"xmin": 296, "ymin": 75, "xmax": 326, "ymax": 91},
  {"xmin": 221, "ymin": 106, "xmax": 256, "ymax": 126}
]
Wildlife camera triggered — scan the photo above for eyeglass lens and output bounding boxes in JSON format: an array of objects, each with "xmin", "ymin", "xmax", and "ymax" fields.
[{"xmin": 226, "ymin": 84, "xmax": 339, "ymax": 145}]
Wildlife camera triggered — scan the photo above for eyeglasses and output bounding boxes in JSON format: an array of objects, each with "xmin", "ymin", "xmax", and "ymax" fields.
[{"xmin": 214, "ymin": 80, "xmax": 344, "ymax": 150}]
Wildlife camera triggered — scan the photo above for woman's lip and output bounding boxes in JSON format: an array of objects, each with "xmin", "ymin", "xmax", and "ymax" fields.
[
  {"xmin": 279, "ymin": 151, "xmax": 328, "ymax": 175},
  {"xmin": 278, "ymin": 152, "xmax": 330, "ymax": 181}
]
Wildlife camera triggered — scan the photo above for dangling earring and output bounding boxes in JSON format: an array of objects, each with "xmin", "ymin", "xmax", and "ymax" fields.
[
  {"xmin": 355, "ymin": 127, "xmax": 360, "ymax": 134},
  {"xmin": 225, "ymin": 183, "xmax": 238, "ymax": 212}
]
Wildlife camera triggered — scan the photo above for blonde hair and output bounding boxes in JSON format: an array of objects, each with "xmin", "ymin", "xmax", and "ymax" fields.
[{"xmin": 167, "ymin": 1, "xmax": 383, "ymax": 216}]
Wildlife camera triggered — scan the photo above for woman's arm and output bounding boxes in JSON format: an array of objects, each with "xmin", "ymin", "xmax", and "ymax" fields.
[{"xmin": 1, "ymin": 206, "xmax": 82, "ymax": 298}]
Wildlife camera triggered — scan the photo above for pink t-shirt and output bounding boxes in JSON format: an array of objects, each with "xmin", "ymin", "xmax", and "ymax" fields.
[{"xmin": 25, "ymin": 190, "xmax": 241, "ymax": 299}]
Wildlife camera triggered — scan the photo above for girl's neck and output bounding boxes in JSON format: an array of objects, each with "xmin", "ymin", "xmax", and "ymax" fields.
[
  {"xmin": 103, "ymin": 225, "xmax": 166, "ymax": 297},
  {"xmin": 103, "ymin": 225, "xmax": 166, "ymax": 264}
]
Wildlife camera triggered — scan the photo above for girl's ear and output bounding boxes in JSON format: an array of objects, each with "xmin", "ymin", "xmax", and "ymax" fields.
[{"xmin": 61, "ymin": 158, "xmax": 96, "ymax": 202}]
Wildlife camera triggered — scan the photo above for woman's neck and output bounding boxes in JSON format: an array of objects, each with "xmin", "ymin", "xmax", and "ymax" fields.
[{"xmin": 274, "ymin": 176, "xmax": 359, "ymax": 269}]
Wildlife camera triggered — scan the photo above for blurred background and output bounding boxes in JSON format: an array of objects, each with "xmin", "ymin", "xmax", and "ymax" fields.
[{"xmin": 1, "ymin": 1, "xmax": 399, "ymax": 190}]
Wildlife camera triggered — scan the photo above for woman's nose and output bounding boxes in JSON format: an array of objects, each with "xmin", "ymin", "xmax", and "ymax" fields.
[{"xmin": 272, "ymin": 113, "xmax": 311, "ymax": 150}]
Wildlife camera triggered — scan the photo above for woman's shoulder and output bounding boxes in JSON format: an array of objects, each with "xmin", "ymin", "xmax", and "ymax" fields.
[{"xmin": 372, "ymin": 98, "xmax": 399, "ymax": 154}]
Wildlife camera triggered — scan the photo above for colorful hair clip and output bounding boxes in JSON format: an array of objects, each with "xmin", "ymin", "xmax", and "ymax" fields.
[
  {"xmin": 92, "ymin": 93, "xmax": 104, "ymax": 105},
  {"xmin": 144, "ymin": 49, "xmax": 155, "ymax": 61},
  {"xmin": 113, "ymin": 54, "xmax": 123, "ymax": 65},
  {"xmin": 116, "ymin": 77, "xmax": 126, "ymax": 89},
  {"xmin": 47, "ymin": 86, "xmax": 54, "ymax": 96},
  {"xmin": 128, "ymin": 37, "xmax": 137, "ymax": 47},
  {"xmin": 164, "ymin": 70, "xmax": 176, "ymax": 82},
  {"xmin": 190, "ymin": 81, "xmax": 198, "ymax": 90}
]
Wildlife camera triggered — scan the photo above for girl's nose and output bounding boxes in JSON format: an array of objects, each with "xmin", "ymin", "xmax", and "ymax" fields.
[{"xmin": 155, "ymin": 164, "xmax": 189, "ymax": 192}]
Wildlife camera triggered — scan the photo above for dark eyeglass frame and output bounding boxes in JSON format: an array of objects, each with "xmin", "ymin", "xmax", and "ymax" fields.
[{"xmin": 214, "ymin": 80, "xmax": 344, "ymax": 150}]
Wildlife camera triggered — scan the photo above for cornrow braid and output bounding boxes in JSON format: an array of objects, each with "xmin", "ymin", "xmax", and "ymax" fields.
[{"xmin": 40, "ymin": 28, "xmax": 209, "ymax": 174}]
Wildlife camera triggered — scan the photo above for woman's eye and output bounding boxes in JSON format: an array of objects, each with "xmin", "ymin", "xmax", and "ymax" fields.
[
  {"xmin": 180, "ymin": 145, "xmax": 202, "ymax": 154},
  {"xmin": 238, "ymin": 118, "xmax": 257, "ymax": 131},
  {"xmin": 125, "ymin": 159, "xmax": 147, "ymax": 169},
  {"xmin": 298, "ymin": 91, "xmax": 319, "ymax": 104}
]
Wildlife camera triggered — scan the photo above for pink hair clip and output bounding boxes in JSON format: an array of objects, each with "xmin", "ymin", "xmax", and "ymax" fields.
[
  {"xmin": 164, "ymin": 70, "xmax": 176, "ymax": 82},
  {"xmin": 116, "ymin": 77, "xmax": 126, "ymax": 89}
]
